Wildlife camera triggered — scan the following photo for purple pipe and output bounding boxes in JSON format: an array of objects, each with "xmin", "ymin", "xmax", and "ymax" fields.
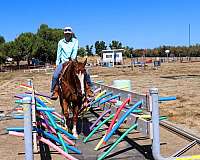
[
  {"xmin": 25, "ymin": 91, "xmax": 51, "ymax": 99},
  {"xmin": 89, "ymin": 109, "xmax": 111, "ymax": 131},
  {"xmin": 94, "ymin": 88, "xmax": 101, "ymax": 94},
  {"xmin": 14, "ymin": 94, "xmax": 29, "ymax": 99}
]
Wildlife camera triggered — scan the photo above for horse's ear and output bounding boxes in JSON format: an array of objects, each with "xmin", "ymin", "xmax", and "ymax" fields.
[{"xmin": 84, "ymin": 58, "xmax": 87, "ymax": 66}]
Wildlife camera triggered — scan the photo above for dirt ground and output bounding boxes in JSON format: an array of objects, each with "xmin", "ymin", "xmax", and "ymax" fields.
[{"xmin": 0, "ymin": 58, "xmax": 200, "ymax": 159}]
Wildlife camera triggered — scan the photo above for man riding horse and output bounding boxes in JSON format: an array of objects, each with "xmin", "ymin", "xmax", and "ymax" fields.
[{"xmin": 50, "ymin": 26, "xmax": 93, "ymax": 100}]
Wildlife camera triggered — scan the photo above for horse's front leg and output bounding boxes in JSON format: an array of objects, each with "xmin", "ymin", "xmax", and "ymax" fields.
[
  {"xmin": 61, "ymin": 99, "xmax": 70, "ymax": 130},
  {"xmin": 72, "ymin": 105, "xmax": 79, "ymax": 138}
]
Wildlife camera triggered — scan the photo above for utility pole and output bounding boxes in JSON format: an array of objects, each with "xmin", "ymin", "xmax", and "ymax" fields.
[{"xmin": 188, "ymin": 24, "xmax": 191, "ymax": 61}]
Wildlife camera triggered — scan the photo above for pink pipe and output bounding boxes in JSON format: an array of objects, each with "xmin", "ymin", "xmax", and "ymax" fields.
[
  {"xmin": 39, "ymin": 122, "xmax": 75, "ymax": 146},
  {"xmin": 94, "ymin": 88, "xmax": 101, "ymax": 94},
  {"xmin": 104, "ymin": 97, "xmax": 131, "ymax": 143},
  {"xmin": 109, "ymin": 99, "xmax": 117, "ymax": 103},
  {"xmin": 9, "ymin": 131, "xmax": 78, "ymax": 160},
  {"xmin": 52, "ymin": 111, "xmax": 63, "ymax": 119},
  {"xmin": 38, "ymin": 113, "xmax": 75, "ymax": 146}
]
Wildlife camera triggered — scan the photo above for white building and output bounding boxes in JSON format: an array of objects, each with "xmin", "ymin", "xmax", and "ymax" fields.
[{"xmin": 101, "ymin": 49, "xmax": 124, "ymax": 66}]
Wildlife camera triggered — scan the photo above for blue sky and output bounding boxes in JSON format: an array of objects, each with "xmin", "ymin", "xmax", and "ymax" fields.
[{"xmin": 0, "ymin": 0, "xmax": 200, "ymax": 49}]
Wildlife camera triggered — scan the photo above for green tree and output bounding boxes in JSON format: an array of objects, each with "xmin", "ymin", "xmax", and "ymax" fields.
[
  {"xmin": 3, "ymin": 41, "xmax": 23, "ymax": 66},
  {"xmin": 123, "ymin": 46, "xmax": 133, "ymax": 58},
  {"xmin": 95, "ymin": 41, "xmax": 107, "ymax": 56},
  {"xmin": 85, "ymin": 45, "xmax": 93, "ymax": 56},
  {"xmin": 0, "ymin": 36, "xmax": 5, "ymax": 45},
  {"xmin": 0, "ymin": 44, "xmax": 6, "ymax": 65},
  {"xmin": 0, "ymin": 36, "xmax": 6, "ymax": 64},
  {"xmin": 77, "ymin": 47, "xmax": 86, "ymax": 57},
  {"xmin": 109, "ymin": 40, "xmax": 122, "ymax": 49},
  {"xmin": 35, "ymin": 24, "xmax": 63, "ymax": 63},
  {"xmin": 15, "ymin": 32, "xmax": 36, "ymax": 65}
]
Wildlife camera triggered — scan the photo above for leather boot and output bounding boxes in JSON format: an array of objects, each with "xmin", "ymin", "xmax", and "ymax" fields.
[{"xmin": 50, "ymin": 85, "xmax": 59, "ymax": 100}]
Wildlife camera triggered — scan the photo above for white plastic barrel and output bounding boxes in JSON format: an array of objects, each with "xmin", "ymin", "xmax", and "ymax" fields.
[{"xmin": 113, "ymin": 80, "xmax": 132, "ymax": 91}]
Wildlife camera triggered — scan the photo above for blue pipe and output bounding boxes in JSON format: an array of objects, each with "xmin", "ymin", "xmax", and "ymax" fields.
[
  {"xmin": 36, "ymin": 129, "xmax": 81, "ymax": 154},
  {"xmin": 13, "ymin": 115, "xmax": 24, "ymax": 119},
  {"xmin": 36, "ymin": 97, "xmax": 77, "ymax": 140},
  {"xmin": 103, "ymin": 100, "xmax": 142, "ymax": 143},
  {"xmin": 36, "ymin": 107, "xmax": 55, "ymax": 112},
  {"xmin": 7, "ymin": 127, "xmax": 25, "ymax": 131},
  {"xmin": 99, "ymin": 94, "xmax": 120, "ymax": 105},
  {"xmin": 159, "ymin": 96, "xmax": 176, "ymax": 101},
  {"xmin": 57, "ymin": 126, "xmax": 77, "ymax": 140},
  {"xmin": 90, "ymin": 92, "xmax": 113, "ymax": 106}
]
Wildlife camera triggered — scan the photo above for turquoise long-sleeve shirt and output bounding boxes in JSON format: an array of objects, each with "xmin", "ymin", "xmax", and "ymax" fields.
[{"xmin": 56, "ymin": 37, "xmax": 78, "ymax": 65}]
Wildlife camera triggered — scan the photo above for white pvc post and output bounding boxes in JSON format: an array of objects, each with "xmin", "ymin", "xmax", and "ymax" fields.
[
  {"xmin": 23, "ymin": 96, "xmax": 33, "ymax": 160},
  {"xmin": 28, "ymin": 80, "xmax": 38, "ymax": 152}
]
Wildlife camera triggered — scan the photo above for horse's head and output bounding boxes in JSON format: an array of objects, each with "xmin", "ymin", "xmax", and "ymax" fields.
[{"xmin": 74, "ymin": 59, "xmax": 87, "ymax": 96}]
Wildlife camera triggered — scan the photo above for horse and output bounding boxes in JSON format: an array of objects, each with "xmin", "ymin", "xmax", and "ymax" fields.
[{"xmin": 57, "ymin": 59, "xmax": 87, "ymax": 138}]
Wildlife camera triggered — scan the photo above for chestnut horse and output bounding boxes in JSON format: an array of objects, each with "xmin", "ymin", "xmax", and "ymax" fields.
[{"xmin": 58, "ymin": 59, "xmax": 87, "ymax": 138}]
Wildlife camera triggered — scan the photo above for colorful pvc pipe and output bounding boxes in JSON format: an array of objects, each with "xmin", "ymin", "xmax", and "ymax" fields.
[
  {"xmin": 37, "ymin": 107, "xmax": 76, "ymax": 140},
  {"xmin": 36, "ymin": 107, "xmax": 55, "ymax": 112},
  {"xmin": 94, "ymin": 97, "xmax": 131, "ymax": 150},
  {"xmin": 25, "ymin": 91, "xmax": 51, "ymax": 98},
  {"xmin": 20, "ymin": 84, "xmax": 51, "ymax": 104},
  {"xmin": 7, "ymin": 127, "xmax": 26, "ymax": 132},
  {"xmin": 90, "ymin": 92, "xmax": 113, "ymax": 106},
  {"xmin": 38, "ymin": 121, "xmax": 75, "ymax": 146},
  {"xmin": 37, "ymin": 136, "xmax": 77, "ymax": 160},
  {"xmin": 95, "ymin": 90, "xmax": 106, "ymax": 100},
  {"xmin": 99, "ymin": 94, "xmax": 120, "ymax": 105},
  {"xmin": 36, "ymin": 103, "xmax": 63, "ymax": 123},
  {"xmin": 83, "ymin": 114, "xmax": 114, "ymax": 143},
  {"xmin": 98, "ymin": 123, "xmax": 138, "ymax": 160},
  {"xmin": 105, "ymin": 97, "xmax": 131, "ymax": 136},
  {"xmin": 8, "ymin": 131, "xmax": 78, "ymax": 160},
  {"xmin": 94, "ymin": 87, "xmax": 101, "ymax": 95},
  {"xmin": 132, "ymin": 109, "xmax": 143, "ymax": 113},
  {"xmin": 13, "ymin": 115, "xmax": 24, "ymax": 119},
  {"xmin": 159, "ymin": 96, "xmax": 176, "ymax": 101},
  {"xmin": 103, "ymin": 100, "xmax": 142, "ymax": 143},
  {"xmin": 36, "ymin": 129, "xmax": 81, "ymax": 154},
  {"xmin": 36, "ymin": 98, "xmax": 68, "ymax": 151},
  {"xmin": 89, "ymin": 109, "xmax": 111, "ymax": 131}
]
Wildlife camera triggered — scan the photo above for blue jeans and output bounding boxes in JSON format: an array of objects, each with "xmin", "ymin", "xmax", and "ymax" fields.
[
  {"xmin": 85, "ymin": 72, "xmax": 93, "ymax": 87},
  {"xmin": 51, "ymin": 64, "xmax": 92, "ymax": 92},
  {"xmin": 51, "ymin": 63, "xmax": 63, "ymax": 92}
]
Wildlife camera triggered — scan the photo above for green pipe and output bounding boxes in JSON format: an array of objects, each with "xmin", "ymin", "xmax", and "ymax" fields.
[
  {"xmin": 98, "ymin": 123, "xmax": 138, "ymax": 160},
  {"xmin": 83, "ymin": 114, "xmax": 114, "ymax": 143},
  {"xmin": 159, "ymin": 116, "xmax": 167, "ymax": 121},
  {"xmin": 57, "ymin": 132, "xmax": 68, "ymax": 152},
  {"xmin": 132, "ymin": 109, "xmax": 143, "ymax": 113},
  {"xmin": 36, "ymin": 98, "xmax": 68, "ymax": 152}
]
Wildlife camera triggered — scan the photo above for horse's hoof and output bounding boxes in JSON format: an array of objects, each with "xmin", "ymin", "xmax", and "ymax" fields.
[{"xmin": 73, "ymin": 133, "xmax": 79, "ymax": 139}]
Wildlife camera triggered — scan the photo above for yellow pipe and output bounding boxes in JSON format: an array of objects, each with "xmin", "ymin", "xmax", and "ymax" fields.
[
  {"xmin": 176, "ymin": 155, "xmax": 200, "ymax": 160},
  {"xmin": 19, "ymin": 85, "xmax": 52, "ymax": 105},
  {"xmin": 95, "ymin": 90, "xmax": 106, "ymax": 100},
  {"xmin": 135, "ymin": 114, "xmax": 151, "ymax": 119},
  {"xmin": 94, "ymin": 135, "xmax": 106, "ymax": 151}
]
